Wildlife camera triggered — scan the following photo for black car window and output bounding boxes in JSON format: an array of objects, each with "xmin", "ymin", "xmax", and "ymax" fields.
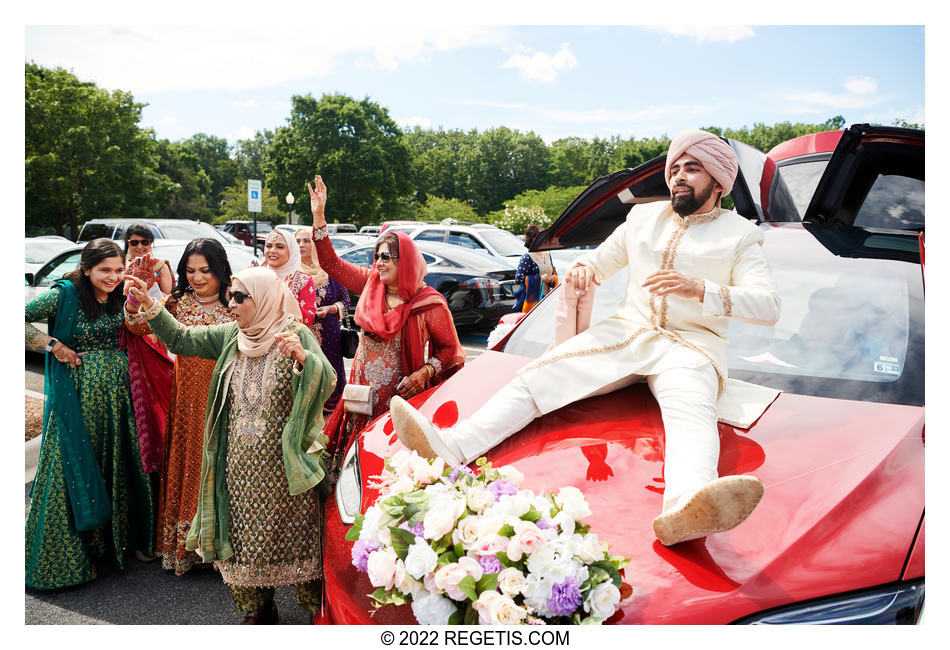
[
  {"xmin": 78, "ymin": 224, "xmax": 114, "ymax": 241},
  {"xmin": 853, "ymin": 175, "xmax": 924, "ymax": 230},
  {"xmin": 36, "ymin": 252, "xmax": 82, "ymax": 287},
  {"xmin": 768, "ymin": 159, "xmax": 830, "ymax": 222},
  {"xmin": 416, "ymin": 230, "xmax": 446, "ymax": 243}
]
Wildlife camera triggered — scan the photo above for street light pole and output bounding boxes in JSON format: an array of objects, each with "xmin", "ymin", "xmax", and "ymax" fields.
[{"xmin": 285, "ymin": 192, "xmax": 294, "ymax": 225}]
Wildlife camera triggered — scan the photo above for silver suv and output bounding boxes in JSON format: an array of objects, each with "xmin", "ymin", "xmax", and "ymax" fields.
[
  {"xmin": 385, "ymin": 222, "xmax": 526, "ymax": 260},
  {"xmin": 78, "ymin": 218, "xmax": 244, "ymax": 251}
]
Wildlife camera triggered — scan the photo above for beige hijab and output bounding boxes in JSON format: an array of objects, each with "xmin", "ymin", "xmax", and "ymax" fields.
[{"xmin": 232, "ymin": 267, "xmax": 303, "ymax": 357}]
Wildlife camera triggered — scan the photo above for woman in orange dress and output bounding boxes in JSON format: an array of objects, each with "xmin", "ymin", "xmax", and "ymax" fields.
[{"xmin": 125, "ymin": 238, "xmax": 235, "ymax": 574}]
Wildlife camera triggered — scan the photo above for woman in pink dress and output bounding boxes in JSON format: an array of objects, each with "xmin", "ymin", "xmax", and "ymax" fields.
[{"xmin": 260, "ymin": 229, "xmax": 317, "ymax": 328}]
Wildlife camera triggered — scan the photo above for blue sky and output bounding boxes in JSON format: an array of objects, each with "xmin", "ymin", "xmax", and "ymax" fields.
[{"xmin": 24, "ymin": 24, "xmax": 925, "ymax": 146}]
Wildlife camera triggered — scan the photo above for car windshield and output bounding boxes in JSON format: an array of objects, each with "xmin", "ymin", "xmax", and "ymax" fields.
[
  {"xmin": 503, "ymin": 225, "xmax": 923, "ymax": 407},
  {"xmin": 26, "ymin": 240, "xmax": 73, "ymax": 263},
  {"xmin": 478, "ymin": 229, "xmax": 527, "ymax": 257},
  {"xmin": 77, "ymin": 223, "xmax": 114, "ymax": 241}
]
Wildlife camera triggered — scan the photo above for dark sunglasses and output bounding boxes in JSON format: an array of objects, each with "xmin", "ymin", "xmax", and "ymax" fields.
[
  {"xmin": 128, "ymin": 239, "xmax": 152, "ymax": 247},
  {"xmin": 374, "ymin": 251, "xmax": 398, "ymax": 262},
  {"xmin": 227, "ymin": 290, "xmax": 251, "ymax": 304}
]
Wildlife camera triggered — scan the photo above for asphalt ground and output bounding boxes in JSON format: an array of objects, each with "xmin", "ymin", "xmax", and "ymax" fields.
[{"xmin": 24, "ymin": 331, "xmax": 489, "ymax": 625}]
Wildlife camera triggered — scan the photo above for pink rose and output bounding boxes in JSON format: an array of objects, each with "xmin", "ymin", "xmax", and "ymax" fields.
[
  {"xmin": 366, "ymin": 548, "xmax": 398, "ymax": 590},
  {"xmin": 506, "ymin": 521, "xmax": 546, "ymax": 562}
]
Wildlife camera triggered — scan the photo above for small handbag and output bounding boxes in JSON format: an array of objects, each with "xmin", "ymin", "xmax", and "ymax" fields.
[
  {"xmin": 340, "ymin": 315, "xmax": 360, "ymax": 359},
  {"xmin": 342, "ymin": 383, "xmax": 376, "ymax": 416}
]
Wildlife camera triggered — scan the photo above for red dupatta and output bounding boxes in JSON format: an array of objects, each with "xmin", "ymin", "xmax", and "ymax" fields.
[{"xmin": 354, "ymin": 231, "xmax": 453, "ymax": 375}]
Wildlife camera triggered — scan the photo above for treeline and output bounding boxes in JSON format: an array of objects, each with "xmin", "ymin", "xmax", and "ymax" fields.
[{"xmin": 26, "ymin": 63, "xmax": 917, "ymax": 237}]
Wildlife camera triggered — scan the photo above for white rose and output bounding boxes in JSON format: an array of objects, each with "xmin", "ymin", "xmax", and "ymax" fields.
[
  {"xmin": 472, "ymin": 590, "xmax": 502, "ymax": 624},
  {"xmin": 359, "ymin": 506, "xmax": 384, "ymax": 545},
  {"xmin": 404, "ymin": 537, "xmax": 439, "ymax": 580},
  {"xmin": 497, "ymin": 567, "xmax": 527, "ymax": 598},
  {"xmin": 526, "ymin": 547, "xmax": 557, "ymax": 577},
  {"xmin": 423, "ymin": 494, "xmax": 467, "ymax": 540},
  {"xmin": 411, "ymin": 591, "xmax": 458, "ymax": 625},
  {"xmin": 465, "ymin": 485, "xmax": 494, "ymax": 513},
  {"xmin": 394, "ymin": 559, "xmax": 424, "ymax": 597},
  {"xmin": 521, "ymin": 574, "xmax": 554, "ymax": 617},
  {"xmin": 433, "ymin": 563, "xmax": 471, "ymax": 601},
  {"xmin": 531, "ymin": 495, "xmax": 555, "ymax": 519},
  {"xmin": 572, "ymin": 533, "xmax": 604, "ymax": 564},
  {"xmin": 390, "ymin": 450, "xmax": 412, "ymax": 477},
  {"xmin": 554, "ymin": 486, "xmax": 592, "ymax": 521},
  {"xmin": 506, "ymin": 521, "xmax": 546, "ymax": 562},
  {"xmin": 584, "ymin": 581, "xmax": 621, "ymax": 620},
  {"xmin": 388, "ymin": 476, "xmax": 417, "ymax": 497},
  {"xmin": 491, "ymin": 594, "xmax": 528, "ymax": 625},
  {"xmin": 452, "ymin": 515, "xmax": 483, "ymax": 550},
  {"xmin": 409, "ymin": 453, "xmax": 444, "ymax": 485},
  {"xmin": 552, "ymin": 511, "xmax": 575, "ymax": 536},
  {"xmin": 366, "ymin": 548, "xmax": 397, "ymax": 590},
  {"xmin": 457, "ymin": 555, "xmax": 484, "ymax": 583},
  {"xmin": 496, "ymin": 465, "xmax": 525, "ymax": 485},
  {"xmin": 496, "ymin": 492, "xmax": 532, "ymax": 518}
]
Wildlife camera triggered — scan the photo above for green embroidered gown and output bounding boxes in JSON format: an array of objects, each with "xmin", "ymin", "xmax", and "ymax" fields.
[{"xmin": 25, "ymin": 286, "xmax": 156, "ymax": 590}]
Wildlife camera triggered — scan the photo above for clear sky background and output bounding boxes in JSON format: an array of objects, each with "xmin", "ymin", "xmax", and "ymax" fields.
[{"xmin": 24, "ymin": 22, "xmax": 925, "ymax": 145}]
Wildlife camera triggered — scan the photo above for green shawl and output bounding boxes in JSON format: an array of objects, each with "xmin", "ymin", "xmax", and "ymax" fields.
[
  {"xmin": 42, "ymin": 280, "xmax": 112, "ymax": 531},
  {"xmin": 143, "ymin": 306, "xmax": 335, "ymax": 562}
]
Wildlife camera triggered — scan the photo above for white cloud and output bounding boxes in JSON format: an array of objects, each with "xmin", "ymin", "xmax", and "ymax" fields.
[
  {"xmin": 844, "ymin": 76, "xmax": 878, "ymax": 95},
  {"xmin": 24, "ymin": 25, "xmax": 510, "ymax": 94},
  {"xmin": 647, "ymin": 26, "xmax": 756, "ymax": 43},
  {"xmin": 501, "ymin": 42, "xmax": 577, "ymax": 83},
  {"xmin": 399, "ymin": 116, "xmax": 432, "ymax": 129},
  {"xmin": 227, "ymin": 125, "xmax": 257, "ymax": 142},
  {"xmin": 783, "ymin": 76, "xmax": 890, "ymax": 112},
  {"xmin": 229, "ymin": 99, "xmax": 261, "ymax": 110}
]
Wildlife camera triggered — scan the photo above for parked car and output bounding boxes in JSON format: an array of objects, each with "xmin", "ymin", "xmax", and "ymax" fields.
[
  {"xmin": 25, "ymin": 236, "xmax": 75, "ymax": 274},
  {"xmin": 25, "ymin": 239, "xmax": 258, "ymax": 334},
  {"xmin": 77, "ymin": 218, "xmax": 245, "ymax": 252},
  {"xmin": 359, "ymin": 225, "xmax": 381, "ymax": 235},
  {"xmin": 326, "ymin": 223, "xmax": 358, "ymax": 234},
  {"xmin": 337, "ymin": 241, "xmax": 517, "ymax": 330},
  {"xmin": 322, "ymin": 124, "xmax": 924, "ymax": 624},
  {"xmin": 329, "ymin": 233, "xmax": 376, "ymax": 251},
  {"xmin": 386, "ymin": 222, "xmax": 527, "ymax": 260},
  {"xmin": 220, "ymin": 220, "xmax": 274, "ymax": 247}
]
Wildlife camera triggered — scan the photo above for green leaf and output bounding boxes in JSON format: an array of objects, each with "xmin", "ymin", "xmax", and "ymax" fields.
[
  {"xmin": 403, "ymin": 503, "xmax": 424, "ymax": 523},
  {"xmin": 437, "ymin": 551, "xmax": 458, "ymax": 567},
  {"xmin": 447, "ymin": 609, "xmax": 464, "ymax": 625},
  {"xmin": 453, "ymin": 542, "xmax": 464, "ymax": 558},
  {"xmin": 476, "ymin": 573, "xmax": 498, "ymax": 593},
  {"xmin": 497, "ymin": 524, "xmax": 515, "ymax": 537},
  {"xmin": 389, "ymin": 526, "xmax": 418, "ymax": 561},
  {"xmin": 591, "ymin": 560, "xmax": 622, "ymax": 588},
  {"xmin": 575, "ymin": 523, "xmax": 591, "ymax": 536},
  {"xmin": 495, "ymin": 551, "xmax": 514, "ymax": 568},
  {"xmin": 463, "ymin": 603, "xmax": 479, "ymax": 625},
  {"xmin": 521, "ymin": 507, "xmax": 542, "ymax": 523},
  {"xmin": 403, "ymin": 490, "xmax": 428, "ymax": 504},
  {"xmin": 588, "ymin": 565, "xmax": 610, "ymax": 587},
  {"xmin": 457, "ymin": 575, "xmax": 478, "ymax": 602},
  {"xmin": 344, "ymin": 513, "xmax": 364, "ymax": 541}
]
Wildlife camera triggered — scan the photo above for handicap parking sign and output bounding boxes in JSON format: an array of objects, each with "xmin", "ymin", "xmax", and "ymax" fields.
[
  {"xmin": 247, "ymin": 179, "xmax": 263, "ymax": 212},
  {"xmin": 251, "ymin": 190, "xmax": 259, "ymax": 199}
]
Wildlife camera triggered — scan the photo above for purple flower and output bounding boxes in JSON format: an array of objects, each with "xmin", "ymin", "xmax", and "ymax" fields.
[
  {"xmin": 477, "ymin": 554, "xmax": 503, "ymax": 575},
  {"xmin": 487, "ymin": 480, "xmax": 518, "ymax": 501},
  {"xmin": 350, "ymin": 539, "xmax": 378, "ymax": 573},
  {"xmin": 547, "ymin": 578, "xmax": 582, "ymax": 617},
  {"xmin": 537, "ymin": 517, "xmax": 555, "ymax": 530},
  {"xmin": 448, "ymin": 465, "xmax": 477, "ymax": 484},
  {"xmin": 399, "ymin": 521, "xmax": 424, "ymax": 537}
]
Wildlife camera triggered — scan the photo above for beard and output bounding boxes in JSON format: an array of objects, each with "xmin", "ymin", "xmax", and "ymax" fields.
[{"xmin": 671, "ymin": 183, "xmax": 715, "ymax": 216}]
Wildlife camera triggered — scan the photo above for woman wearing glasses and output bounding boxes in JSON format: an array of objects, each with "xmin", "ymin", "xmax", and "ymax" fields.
[
  {"xmin": 125, "ymin": 238, "xmax": 236, "ymax": 575},
  {"xmin": 123, "ymin": 224, "xmax": 174, "ymax": 295},
  {"xmin": 294, "ymin": 227, "xmax": 349, "ymax": 414},
  {"xmin": 126, "ymin": 266, "xmax": 335, "ymax": 624},
  {"xmin": 306, "ymin": 175, "xmax": 465, "ymax": 461}
]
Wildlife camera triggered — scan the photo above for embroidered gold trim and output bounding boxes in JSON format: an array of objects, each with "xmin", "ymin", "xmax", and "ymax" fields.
[
  {"xmin": 656, "ymin": 207, "xmax": 721, "ymax": 329},
  {"xmin": 217, "ymin": 557, "xmax": 324, "ymax": 587},
  {"xmin": 313, "ymin": 225, "xmax": 329, "ymax": 241},
  {"xmin": 721, "ymin": 285, "xmax": 733, "ymax": 318},
  {"xmin": 521, "ymin": 327, "xmax": 651, "ymax": 373}
]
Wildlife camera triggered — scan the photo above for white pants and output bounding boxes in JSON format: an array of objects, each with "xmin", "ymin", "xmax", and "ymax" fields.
[{"xmin": 445, "ymin": 362, "xmax": 720, "ymax": 510}]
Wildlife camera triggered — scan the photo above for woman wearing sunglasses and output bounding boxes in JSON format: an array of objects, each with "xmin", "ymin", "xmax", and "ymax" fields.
[
  {"xmin": 126, "ymin": 266, "xmax": 336, "ymax": 624},
  {"xmin": 125, "ymin": 238, "xmax": 236, "ymax": 576},
  {"xmin": 306, "ymin": 175, "xmax": 465, "ymax": 463},
  {"xmin": 123, "ymin": 224, "xmax": 174, "ymax": 295}
]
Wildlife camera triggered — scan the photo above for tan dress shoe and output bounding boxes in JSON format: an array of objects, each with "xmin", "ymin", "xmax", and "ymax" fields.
[
  {"xmin": 652, "ymin": 475, "xmax": 765, "ymax": 546},
  {"xmin": 390, "ymin": 396, "xmax": 463, "ymax": 465}
]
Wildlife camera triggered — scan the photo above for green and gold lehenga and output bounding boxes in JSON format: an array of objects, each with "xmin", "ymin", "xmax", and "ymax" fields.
[{"xmin": 25, "ymin": 283, "xmax": 155, "ymax": 591}]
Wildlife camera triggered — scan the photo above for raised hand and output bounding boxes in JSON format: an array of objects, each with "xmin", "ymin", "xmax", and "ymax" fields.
[
  {"xmin": 125, "ymin": 274, "xmax": 156, "ymax": 311},
  {"xmin": 307, "ymin": 175, "xmax": 328, "ymax": 227},
  {"xmin": 127, "ymin": 253, "xmax": 156, "ymax": 290}
]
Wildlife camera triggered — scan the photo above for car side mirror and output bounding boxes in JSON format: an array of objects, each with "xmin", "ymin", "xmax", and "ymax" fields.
[{"xmin": 25, "ymin": 272, "xmax": 34, "ymax": 286}]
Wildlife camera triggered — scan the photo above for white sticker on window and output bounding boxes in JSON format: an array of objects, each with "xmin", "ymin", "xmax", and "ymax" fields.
[{"xmin": 873, "ymin": 360, "xmax": 901, "ymax": 376}]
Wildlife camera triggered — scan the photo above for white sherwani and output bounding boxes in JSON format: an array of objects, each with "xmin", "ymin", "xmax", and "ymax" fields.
[{"xmin": 516, "ymin": 201, "xmax": 780, "ymax": 414}]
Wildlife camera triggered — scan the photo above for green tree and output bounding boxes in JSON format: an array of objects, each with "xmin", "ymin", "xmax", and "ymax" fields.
[
  {"xmin": 403, "ymin": 127, "xmax": 469, "ymax": 205},
  {"xmin": 179, "ymin": 133, "xmax": 239, "ymax": 216},
  {"xmin": 266, "ymin": 93, "xmax": 412, "ymax": 226},
  {"xmin": 418, "ymin": 194, "xmax": 479, "ymax": 222},
  {"xmin": 457, "ymin": 127, "xmax": 551, "ymax": 214},
  {"xmin": 25, "ymin": 63, "xmax": 166, "ymax": 237},
  {"xmin": 549, "ymin": 136, "xmax": 616, "ymax": 187},
  {"xmin": 152, "ymin": 139, "xmax": 214, "ymax": 221},
  {"xmin": 214, "ymin": 181, "xmax": 283, "ymax": 224},
  {"xmin": 234, "ymin": 129, "xmax": 274, "ymax": 182}
]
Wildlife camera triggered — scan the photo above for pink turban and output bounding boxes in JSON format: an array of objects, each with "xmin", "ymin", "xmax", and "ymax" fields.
[{"xmin": 665, "ymin": 129, "xmax": 739, "ymax": 197}]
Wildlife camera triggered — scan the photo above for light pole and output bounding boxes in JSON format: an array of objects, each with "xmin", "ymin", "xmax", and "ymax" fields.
[{"xmin": 285, "ymin": 192, "xmax": 294, "ymax": 225}]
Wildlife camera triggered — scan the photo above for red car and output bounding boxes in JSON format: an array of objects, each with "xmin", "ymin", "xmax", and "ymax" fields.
[{"xmin": 322, "ymin": 125, "xmax": 924, "ymax": 624}]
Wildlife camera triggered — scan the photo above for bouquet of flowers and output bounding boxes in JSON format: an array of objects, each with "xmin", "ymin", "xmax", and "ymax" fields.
[{"xmin": 345, "ymin": 451, "xmax": 632, "ymax": 625}]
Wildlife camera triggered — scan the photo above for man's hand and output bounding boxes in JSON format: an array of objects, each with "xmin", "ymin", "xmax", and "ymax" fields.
[
  {"xmin": 565, "ymin": 264, "xmax": 600, "ymax": 294},
  {"xmin": 307, "ymin": 175, "xmax": 328, "ymax": 228},
  {"xmin": 642, "ymin": 269, "xmax": 704, "ymax": 301}
]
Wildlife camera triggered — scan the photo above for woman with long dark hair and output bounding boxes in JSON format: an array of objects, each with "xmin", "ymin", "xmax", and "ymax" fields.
[
  {"xmin": 307, "ymin": 175, "xmax": 466, "ymax": 461},
  {"xmin": 125, "ymin": 238, "xmax": 235, "ymax": 575},
  {"xmin": 126, "ymin": 266, "xmax": 336, "ymax": 624},
  {"xmin": 513, "ymin": 224, "xmax": 558, "ymax": 313},
  {"xmin": 25, "ymin": 238, "xmax": 156, "ymax": 590}
]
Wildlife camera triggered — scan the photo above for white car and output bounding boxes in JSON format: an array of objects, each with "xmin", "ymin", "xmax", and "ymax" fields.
[
  {"xmin": 384, "ymin": 222, "xmax": 527, "ymax": 260},
  {"xmin": 25, "ymin": 236, "xmax": 75, "ymax": 275}
]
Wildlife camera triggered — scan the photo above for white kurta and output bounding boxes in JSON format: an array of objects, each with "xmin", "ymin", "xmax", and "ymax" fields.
[{"xmin": 516, "ymin": 201, "xmax": 780, "ymax": 415}]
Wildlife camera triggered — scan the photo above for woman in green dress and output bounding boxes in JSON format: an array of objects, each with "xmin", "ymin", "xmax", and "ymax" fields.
[
  {"xmin": 126, "ymin": 266, "xmax": 336, "ymax": 624},
  {"xmin": 25, "ymin": 238, "xmax": 156, "ymax": 590}
]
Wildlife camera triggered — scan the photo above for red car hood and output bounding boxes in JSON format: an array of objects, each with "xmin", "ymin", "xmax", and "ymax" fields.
[{"xmin": 324, "ymin": 352, "xmax": 924, "ymax": 624}]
